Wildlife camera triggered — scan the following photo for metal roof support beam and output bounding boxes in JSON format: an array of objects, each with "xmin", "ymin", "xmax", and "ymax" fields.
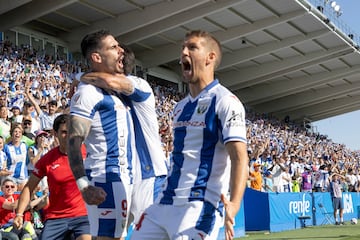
[
  {"xmin": 278, "ymin": 95, "xmax": 360, "ymax": 121},
  {"xmin": 0, "ymin": 0, "xmax": 31, "ymax": 15},
  {"xmin": 121, "ymin": 0, "xmax": 246, "ymax": 44},
  {"xmin": 0, "ymin": 0, "xmax": 77, "ymax": 32},
  {"xmin": 219, "ymin": 29, "xmax": 330, "ymax": 70},
  {"xmin": 213, "ymin": 9, "xmax": 307, "ymax": 43},
  {"xmin": 220, "ymin": 46, "xmax": 353, "ymax": 89},
  {"xmin": 138, "ymin": 8, "xmax": 306, "ymax": 67},
  {"xmin": 309, "ymin": 103, "xmax": 360, "ymax": 121},
  {"xmin": 256, "ymin": 81, "xmax": 360, "ymax": 113},
  {"xmin": 240, "ymin": 65, "xmax": 360, "ymax": 104},
  {"xmin": 54, "ymin": 10, "xmax": 90, "ymax": 26},
  {"xmin": 65, "ymin": 0, "xmax": 210, "ymax": 49}
]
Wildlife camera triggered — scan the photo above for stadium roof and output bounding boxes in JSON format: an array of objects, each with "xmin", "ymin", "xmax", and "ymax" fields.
[{"xmin": 1, "ymin": 0, "xmax": 360, "ymax": 123}]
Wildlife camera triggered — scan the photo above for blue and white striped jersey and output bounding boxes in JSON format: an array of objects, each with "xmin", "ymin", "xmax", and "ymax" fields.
[
  {"xmin": 4, "ymin": 141, "xmax": 29, "ymax": 181},
  {"xmin": 70, "ymin": 82, "xmax": 135, "ymax": 185},
  {"xmin": 159, "ymin": 79, "xmax": 247, "ymax": 208},
  {"xmin": 0, "ymin": 151, "xmax": 7, "ymax": 170},
  {"xmin": 124, "ymin": 76, "xmax": 168, "ymax": 182}
]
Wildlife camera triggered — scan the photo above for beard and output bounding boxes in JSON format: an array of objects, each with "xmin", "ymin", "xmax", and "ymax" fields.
[{"xmin": 24, "ymin": 128, "xmax": 31, "ymax": 134}]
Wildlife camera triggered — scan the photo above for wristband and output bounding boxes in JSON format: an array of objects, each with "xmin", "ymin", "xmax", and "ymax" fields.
[
  {"xmin": 16, "ymin": 213, "xmax": 24, "ymax": 217},
  {"xmin": 76, "ymin": 176, "xmax": 90, "ymax": 191}
]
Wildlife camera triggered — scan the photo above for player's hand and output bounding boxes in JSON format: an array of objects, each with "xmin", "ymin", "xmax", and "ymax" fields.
[
  {"xmin": 81, "ymin": 185, "xmax": 107, "ymax": 205},
  {"xmin": 221, "ymin": 194, "xmax": 240, "ymax": 240},
  {"xmin": 13, "ymin": 216, "xmax": 24, "ymax": 230}
]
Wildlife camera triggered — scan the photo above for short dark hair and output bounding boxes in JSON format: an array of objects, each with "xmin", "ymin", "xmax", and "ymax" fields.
[
  {"xmin": 48, "ymin": 100, "xmax": 58, "ymax": 106},
  {"xmin": 81, "ymin": 29, "xmax": 111, "ymax": 59},
  {"xmin": 120, "ymin": 44, "xmax": 135, "ymax": 75},
  {"xmin": 23, "ymin": 101, "xmax": 32, "ymax": 107},
  {"xmin": 53, "ymin": 114, "xmax": 69, "ymax": 132}
]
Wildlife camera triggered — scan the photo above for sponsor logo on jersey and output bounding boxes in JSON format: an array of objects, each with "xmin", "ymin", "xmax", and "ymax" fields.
[
  {"xmin": 50, "ymin": 164, "xmax": 60, "ymax": 170},
  {"xmin": 225, "ymin": 111, "xmax": 243, "ymax": 128},
  {"xmin": 196, "ymin": 104, "xmax": 208, "ymax": 114},
  {"xmin": 100, "ymin": 210, "xmax": 112, "ymax": 216},
  {"xmin": 173, "ymin": 121, "xmax": 206, "ymax": 128}
]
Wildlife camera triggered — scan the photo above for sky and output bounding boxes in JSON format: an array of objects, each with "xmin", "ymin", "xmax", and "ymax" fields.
[{"xmin": 312, "ymin": 0, "xmax": 360, "ymax": 151}]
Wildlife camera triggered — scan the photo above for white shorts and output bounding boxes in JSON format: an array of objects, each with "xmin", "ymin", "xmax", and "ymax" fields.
[
  {"xmin": 130, "ymin": 176, "xmax": 166, "ymax": 223},
  {"xmin": 130, "ymin": 201, "xmax": 223, "ymax": 240},
  {"xmin": 86, "ymin": 180, "xmax": 132, "ymax": 238}
]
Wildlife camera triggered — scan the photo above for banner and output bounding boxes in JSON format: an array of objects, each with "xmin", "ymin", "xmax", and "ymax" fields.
[
  {"xmin": 218, "ymin": 201, "xmax": 245, "ymax": 239},
  {"xmin": 117, "ymin": 189, "xmax": 360, "ymax": 239}
]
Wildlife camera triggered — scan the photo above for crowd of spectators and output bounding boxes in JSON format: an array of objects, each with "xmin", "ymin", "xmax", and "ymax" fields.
[
  {"xmin": 247, "ymin": 112, "xmax": 360, "ymax": 193},
  {"xmin": 0, "ymin": 40, "xmax": 360, "ymax": 199}
]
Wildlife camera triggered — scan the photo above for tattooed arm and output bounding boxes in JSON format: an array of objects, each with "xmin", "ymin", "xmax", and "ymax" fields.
[
  {"xmin": 81, "ymin": 72, "xmax": 134, "ymax": 95},
  {"xmin": 67, "ymin": 115, "xmax": 90, "ymax": 179},
  {"xmin": 67, "ymin": 115, "xmax": 106, "ymax": 205}
]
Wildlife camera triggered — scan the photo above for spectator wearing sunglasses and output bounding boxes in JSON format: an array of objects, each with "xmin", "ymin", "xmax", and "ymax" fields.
[
  {"xmin": 22, "ymin": 115, "xmax": 35, "ymax": 141},
  {"xmin": 16, "ymin": 101, "xmax": 41, "ymax": 135},
  {"xmin": 0, "ymin": 177, "xmax": 47, "ymax": 238},
  {"xmin": 0, "ymin": 177, "xmax": 22, "ymax": 227}
]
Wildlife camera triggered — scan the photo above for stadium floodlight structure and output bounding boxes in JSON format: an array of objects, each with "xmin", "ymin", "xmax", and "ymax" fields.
[{"xmin": 329, "ymin": 1, "xmax": 342, "ymax": 17}]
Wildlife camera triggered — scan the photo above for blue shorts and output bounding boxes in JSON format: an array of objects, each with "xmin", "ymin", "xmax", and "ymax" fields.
[
  {"xmin": 332, "ymin": 197, "xmax": 344, "ymax": 210},
  {"xmin": 86, "ymin": 180, "xmax": 132, "ymax": 238},
  {"xmin": 40, "ymin": 216, "xmax": 90, "ymax": 240}
]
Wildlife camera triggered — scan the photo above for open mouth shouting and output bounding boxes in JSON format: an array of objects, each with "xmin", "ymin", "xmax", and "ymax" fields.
[{"xmin": 181, "ymin": 58, "xmax": 192, "ymax": 79}]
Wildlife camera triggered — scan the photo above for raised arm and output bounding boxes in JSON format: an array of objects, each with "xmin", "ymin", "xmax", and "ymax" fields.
[
  {"xmin": 81, "ymin": 72, "xmax": 134, "ymax": 95},
  {"xmin": 221, "ymin": 141, "xmax": 249, "ymax": 240},
  {"xmin": 329, "ymin": 172, "xmax": 346, "ymax": 180},
  {"xmin": 25, "ymin": 84, "xmax": 42, "ymax": 116}
]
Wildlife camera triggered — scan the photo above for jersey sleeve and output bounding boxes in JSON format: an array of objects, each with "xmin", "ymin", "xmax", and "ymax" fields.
[
  {"xmin": 33, "ymin": 153, "xmax": 47, "ymax": 179},
  {"xmin": 69, "ymin": 83, "xmax": 101, "ymax": 120},
  {"xmin": 125, "ymin": 75, "xmax": 152, "ymax": 102},
  {"xmin": 217, "ymin": 94, "xmax": 247, "ymax": 144}
]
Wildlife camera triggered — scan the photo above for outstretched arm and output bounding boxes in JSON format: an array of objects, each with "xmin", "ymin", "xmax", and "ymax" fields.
[
  {"xmin": 221, "ymin": 141, "xmax": 249, "ymax": 240},
  {"xmin": 81, "ymin": 72, "xmax": 134, "ymax": 95}
]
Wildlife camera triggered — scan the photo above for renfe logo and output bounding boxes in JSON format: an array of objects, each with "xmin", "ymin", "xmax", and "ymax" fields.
[{"xmin": 289, "ymin": 194, "xmax": 310, "ymax": 214}]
